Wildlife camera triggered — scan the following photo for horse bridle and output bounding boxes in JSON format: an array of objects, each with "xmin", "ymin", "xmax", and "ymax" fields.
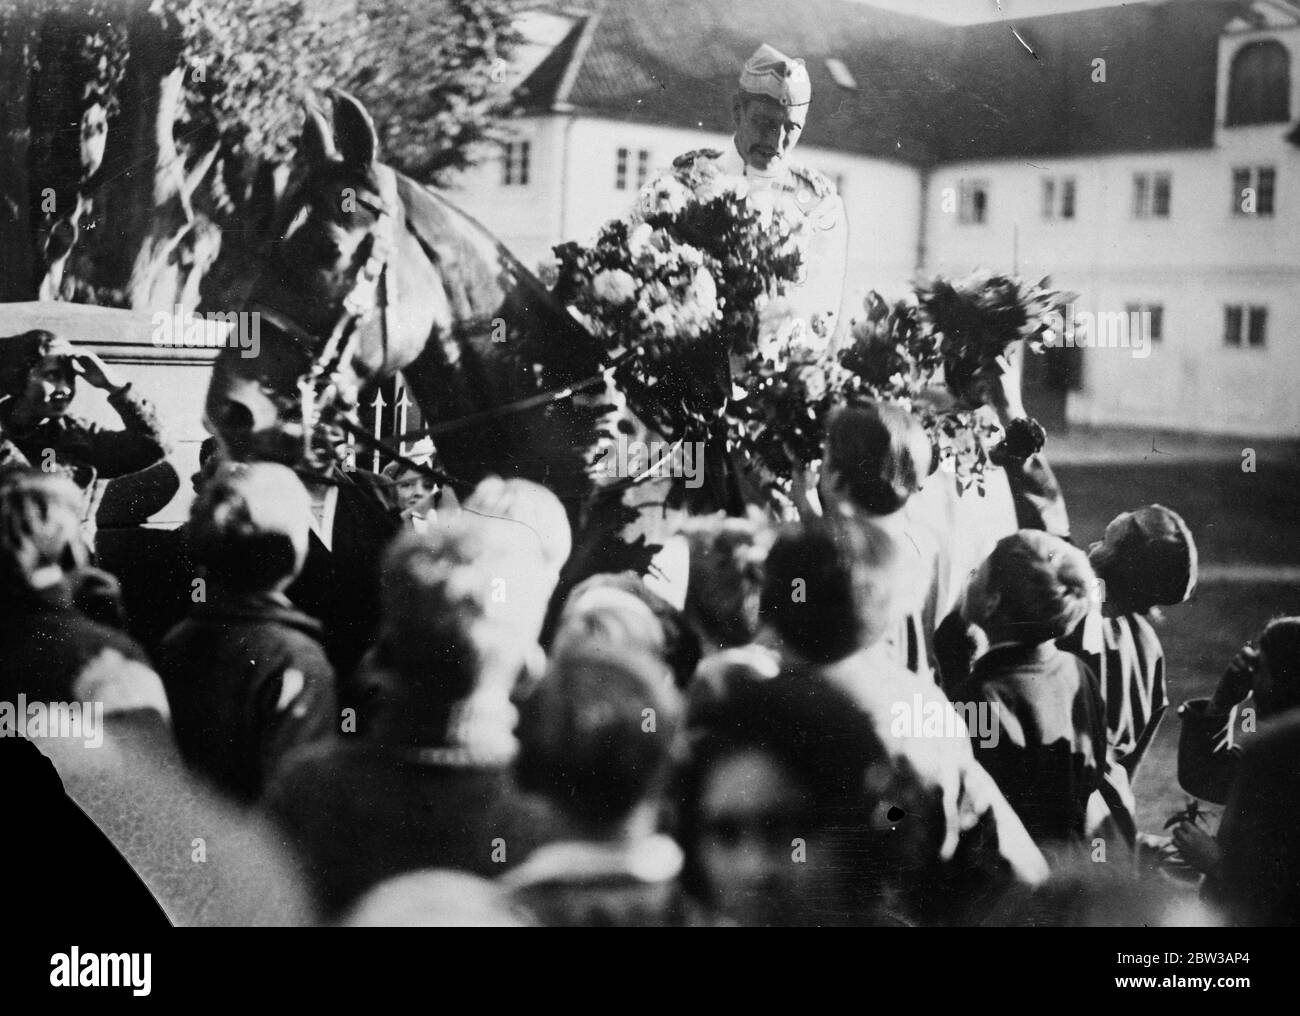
[
  {"xmin": 248, "ymin": 164, "xmax": 399, "ymax": 470},
  {"xmin": 244, "ymin": 165, "xmax": 685, "ymax": 497}
]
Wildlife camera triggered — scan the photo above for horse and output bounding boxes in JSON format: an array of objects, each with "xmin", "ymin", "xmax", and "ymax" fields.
[{"xmin": 204, "ymin": 92, "xmax": 694, "ymax": 609}]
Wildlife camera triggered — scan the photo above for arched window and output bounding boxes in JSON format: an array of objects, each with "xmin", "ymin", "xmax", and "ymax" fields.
[{"xmin": 1227, "ymin": 40, "xmax": 1291, "ymax": 126}]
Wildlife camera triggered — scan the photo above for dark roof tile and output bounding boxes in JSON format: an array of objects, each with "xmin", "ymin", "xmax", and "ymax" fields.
[{"xmin": 518, "ymin": 0, "xmax": 1254, "ymax": 165}]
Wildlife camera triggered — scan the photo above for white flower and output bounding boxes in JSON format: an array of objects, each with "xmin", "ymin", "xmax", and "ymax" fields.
[
  {"xmin": 689, "ymin": 267, "xmax": 718, "ymax": 312},
  {"xmin": 676, "ymin": 242, "xmax": 704, "ymax": 269},
  {"xmin": 591, "ymin": 268, "xmax": 637, "ymax": 306},
  {"xmin": 635, "ymin": 173, "xmax": 693, "ymax": 219},
  {"xmin": 791, "ymin": 314, "xmax": 832, "ymax": 357},
  {"xmin": 649, "ymin": 304, "xmax": 679, "ymax": 339},
  {"xmin": 628, "ymin": 221, "xmax": 654, "ymax": 254}
]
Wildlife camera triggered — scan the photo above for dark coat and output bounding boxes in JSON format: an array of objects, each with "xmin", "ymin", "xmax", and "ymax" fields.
[
  {"xmin": 0, "ymin": 581, "xmax": 156, "ymax": 704},
  {"xmin": 0, "ymin": 384, "xmax": 167, "ymax": 487},
  {"xmin": 1207, "ymin": 707, "xmax": 1300, "ymax": 926},
  {"xmin": 155, "ymin": 590, "xmax": 337, "ymax": 804},
  {"xmin": 956, "ymin": 643, "xmax": 1108, "ymax": 847},
  {"xmin": 264, "ymin": 740, "xmax": 558, "ymax": 917},
  {"xmin": 285, "ymin": 471, "xmax": 399, "ymax": 689}
]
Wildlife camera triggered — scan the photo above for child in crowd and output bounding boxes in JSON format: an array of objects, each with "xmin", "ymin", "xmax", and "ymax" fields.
[
  {"xmin": 554, "ymin": 571, "xmax": 699, "ymax": 690},
  {"xmin": 265, "ymin": 525, "xmax": 556, "ymax": 916},
  {"xmin": 1064, "ymin": 504, "xmax": 1198, "ymax": 780},
  {"xmin": 679, "ymin": 508, "xmax": 772, "ymax": 656},
  {"xmin": 817, "ymin": 400, "xmax": 938, "ymax": 679},
  {"xmin": 156, "ymin": 462, "xmax": 337, "ymax": 803},
  {"xmin": 505, "ymin": 645, "xmax": 698, "ymax": 926},
  {"xmin": 954, "ymin": 530, "xmax": 1116, "ymax": 851},
  {"xmin": 0, "ymin": 330, "xmax": 167, "ymax": 502},
  {"xmin": 678, "ymin": 671, "xmax": 937, "ymax": 926},
  {"xmin": 755, "ymin": 514, "xmax": 1049, "ymax": 911},
  {"xmin": 1170, "ymin": 616, "xmax": 1300, "ymax": 923},
  {"xmin": 379, "ymin": 439, "xmax": 456, "ymax": 533},
  {"xmin": 0, "ymin": 467, "xmax": 168, "ymax": 718}
]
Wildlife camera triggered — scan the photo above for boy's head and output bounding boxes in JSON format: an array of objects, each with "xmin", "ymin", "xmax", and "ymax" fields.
[
  {"xmin": 463, "ymin": 476, "xmax": 572, "ymax": 575},
  {"xmin": 0, "ymin": 468, "xmax": 88, "ymax": 592},
  {"xmin": 553, "ymin": 582, "xmax": 667, "ymax": 666},
  {"xmin": 462, "ymin": 476, "xmax": 574, "ymax": 644},
  {"xmin": 760, "ymin": 514, "xmax": 908, "ymax": 665},
  {"xmin": 382, "ymin": 440, "xmax": 442, "ymax": 513},
  {"xmin": 556, "ymin": 571, "xmax": 701, "ymax": 690},
  {"xmin": 391, "ymin": 469, "xmax": 438, "ymax": 513},
  {"xmin": 1255, "ymin": 616, "xmax": 1300, "ymax": 718},
  {"xmin": 680, "ymin": 509, "xmax": 773, "ymax": 650},
  {"xmin": 516, "ymin": 644, "xmax": 683, "ymax": 830},
  {"xmin": 188, "ymin": 462, "xmax": 311, "ymax": 594},
  {"xmin": 1088, "ymin": 504, "xmax": 1197, "ymax": 612},
  {"xmin": 820, "ymin": 401, "xmax": 932, "ymax": 517},
  {"xmin": 378, "ymin": 524, "xmax": 531, "ymax": 711},
  {"xmin": 963, "ymin": 529, "xmax": 1094, "ymax": 645},
  {"xmin": 0, "ymin": 330, "xmax": 79, "ymax": 418}
]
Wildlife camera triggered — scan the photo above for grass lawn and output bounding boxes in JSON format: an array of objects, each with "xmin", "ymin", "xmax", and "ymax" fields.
[{"xmin": 1053, "ymin": 462, "xmax": 1300, "ymax": 831}]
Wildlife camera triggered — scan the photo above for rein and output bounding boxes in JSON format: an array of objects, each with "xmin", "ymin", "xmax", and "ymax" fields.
[{"xmin": 257, "ymin": 165, "xmax": 677, "ymax": 496}]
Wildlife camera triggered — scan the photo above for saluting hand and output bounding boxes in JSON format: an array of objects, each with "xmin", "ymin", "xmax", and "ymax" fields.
[{"xmin": 72, "ymin": 352, "xmax": 126, "ymax": 393}]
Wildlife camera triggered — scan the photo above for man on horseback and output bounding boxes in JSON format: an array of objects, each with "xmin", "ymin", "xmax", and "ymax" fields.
[{"xmin": 673, "ymin": 44, "xmax": 849, "ymax": 346}]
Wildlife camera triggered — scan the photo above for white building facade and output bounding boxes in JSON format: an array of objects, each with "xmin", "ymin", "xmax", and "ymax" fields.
[{"xmin": 449, "ymin": 0, "xmax": 1300, "ymax": 438}]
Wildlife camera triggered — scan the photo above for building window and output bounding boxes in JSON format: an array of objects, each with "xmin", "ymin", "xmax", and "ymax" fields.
[
  {"xmin": 1125, "ymin": 303, "xmax": 1163, "ymax": 343},
  {"xmin": 1232, "ymin": 166, "xmax": 1276, "ymax": 216},
  {"xmin": 1226, "ymin": 40, "xmax": 1290, "ymax": 126},
  {"xmin": 616, "ymin": 147, "xmax": 651, "ymax": 190},
  {"xmin": 502, "ymin": 140, "xmax": 530, "ymax": 186},
  {"xmin": 958, "ymin": 180, "xmax": 988, "ymax": 224},
  {"xmin": 1133, "ymin": 172, "xmax": 1171, "ymax": 218},
  {"xmin": 1224, "ymin": 304, "xmax": 1267, "ymax": 347},
  {"xmin": 1042, "ymin": 176, "xmax": 1076, "ymax": 220}
]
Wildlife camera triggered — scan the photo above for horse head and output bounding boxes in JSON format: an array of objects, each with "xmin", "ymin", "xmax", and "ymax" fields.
[{"xmin": 205, "ymin": 91, "xmax": 416, "ymax": 468}]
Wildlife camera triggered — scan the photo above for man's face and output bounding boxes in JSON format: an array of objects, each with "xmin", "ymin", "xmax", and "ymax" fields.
[
  {"xmin": 733, "ymin": 95, "xmax": 807, "ymax": 172},
  {"xmin": 22, "ymin": 356, "xmax": 77, "ymax": 418}
]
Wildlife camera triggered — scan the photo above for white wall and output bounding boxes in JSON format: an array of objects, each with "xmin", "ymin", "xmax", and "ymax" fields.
[
  {"xmin": 924, "ymin": 146, "xmax": 1300, "ymax": 437},
  {"xmin": 443, "ymin": 26, "xmax": 1300, "ymax": 439},
  {"xmin": 447, "ymin": 113, "xmax": 924, "ymax": 318}
]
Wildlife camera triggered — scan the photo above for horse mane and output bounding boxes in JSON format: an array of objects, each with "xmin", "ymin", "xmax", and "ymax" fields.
[
  {"xmin": 392, "ymin": 172, "xmax": 603, "ymax": 383},
  {"xmin": 380, "ymin": 168, "xmax": 611, "ymax": 506}
]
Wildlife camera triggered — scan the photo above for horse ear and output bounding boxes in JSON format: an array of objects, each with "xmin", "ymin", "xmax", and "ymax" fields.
[
  {"xmin": 330, "ymin": 89, "xmax": 378, "ymax": 168},
  {"xmin": 300, "ymin": 102, "xmax": 337, "ymax": 168}
]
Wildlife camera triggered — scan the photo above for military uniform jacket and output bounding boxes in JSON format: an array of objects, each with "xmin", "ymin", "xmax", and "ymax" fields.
[{"xmin": 673, "ymin": 145, "xmax": 849, "ymax": 341}]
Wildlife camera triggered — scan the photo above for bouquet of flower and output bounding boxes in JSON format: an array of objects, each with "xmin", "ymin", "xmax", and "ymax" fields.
[
  {"xmin": 729, "ymin": 273, "xmax": 1071, "ymax": 502},
  {"xmin": 845, "ymin": 274, "xmax": 1069, "ymax": 494},
  {"xmin": 916, "ymin": 270, "xmax": 1070, "ymax": 409},
  {"xmin": 548, "ymin": 158, "xmax": 1071, "ymax": 507},
  {"xmin": 549, "ymin": 159, "xmax": 803, "ymax": 444}
]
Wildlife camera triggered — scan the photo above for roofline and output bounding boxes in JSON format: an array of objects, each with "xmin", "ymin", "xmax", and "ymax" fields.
[
  {"xmin": 553, "ymin": 3, "xmax": 606, "ymax": 108},
  {"xmin": 503, "ymin": 106, "xmax": 1227, "ymax": 169}
]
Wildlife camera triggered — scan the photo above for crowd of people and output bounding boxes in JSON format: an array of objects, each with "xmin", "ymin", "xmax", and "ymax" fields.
[{"xmin": 2, "ymin": 326, "xmax": 1297, "ymax": 927}]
